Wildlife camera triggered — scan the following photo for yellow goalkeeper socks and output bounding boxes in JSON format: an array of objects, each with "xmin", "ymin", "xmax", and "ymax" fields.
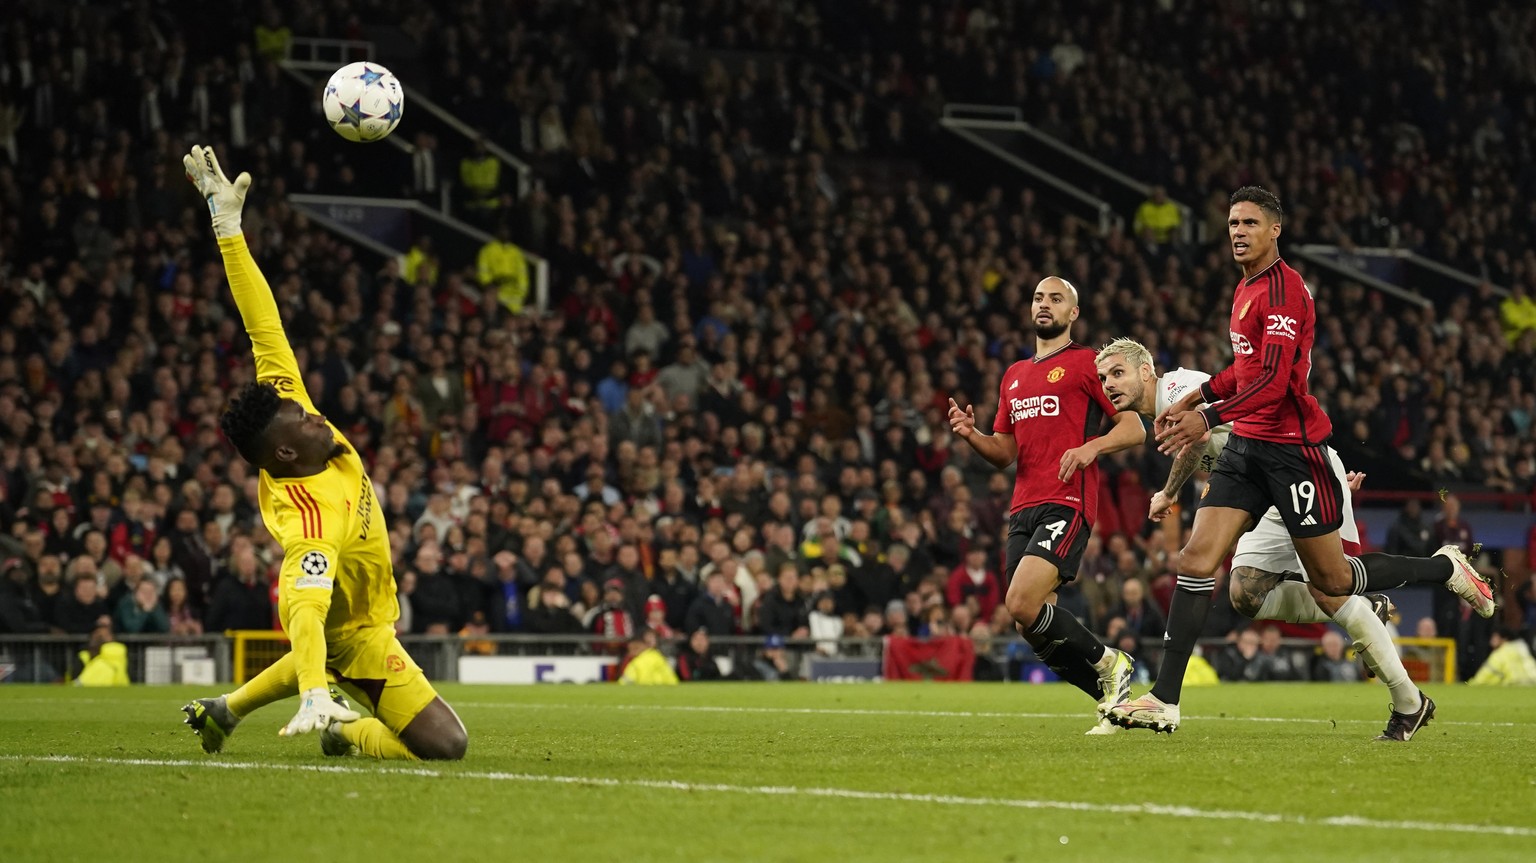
[
  {"xmin": 338, "ymin": 718, "xmax": 418, "ymax": 761},
  {"xmin": 227, "ymin": 653, "xmax": 298, "ymax": 719}
]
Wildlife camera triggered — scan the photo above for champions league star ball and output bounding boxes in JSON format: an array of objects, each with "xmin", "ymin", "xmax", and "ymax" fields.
[{"xmin": 322, "ymin": 61, "xmax": 404, "ymax": 143}]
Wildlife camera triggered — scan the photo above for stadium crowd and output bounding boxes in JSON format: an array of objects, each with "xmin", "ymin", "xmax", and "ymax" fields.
[{"xmin": 1, "ymin": 1, "xmax": 1534, "ymax": 685}]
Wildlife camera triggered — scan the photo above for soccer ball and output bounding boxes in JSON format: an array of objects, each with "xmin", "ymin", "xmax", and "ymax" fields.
[{"xmin": 322, "ymin": 61, "xmax": 404, "ymax": 143}]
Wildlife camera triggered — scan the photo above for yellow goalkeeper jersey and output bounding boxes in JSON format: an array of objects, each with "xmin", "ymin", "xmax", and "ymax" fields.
[{"xmin": 219, "ymin": 236, "xmax": 397, "ymax": 692}]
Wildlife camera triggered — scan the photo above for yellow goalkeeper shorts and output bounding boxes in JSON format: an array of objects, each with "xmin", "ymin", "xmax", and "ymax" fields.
[{"xmin": 326, "ymin": 625, "xmax": 439, "ymax": 734}]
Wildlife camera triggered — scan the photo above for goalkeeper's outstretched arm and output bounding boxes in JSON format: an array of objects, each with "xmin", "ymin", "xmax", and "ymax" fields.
[{"xmin": 184, "ymin": 145, "xmax": 318, "ymax": 414}]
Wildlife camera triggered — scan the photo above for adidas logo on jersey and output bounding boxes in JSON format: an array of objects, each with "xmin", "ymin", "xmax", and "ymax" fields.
[{"xmin": 1300, "ymin": 515, "xmax": 1317, "ymax": 526}]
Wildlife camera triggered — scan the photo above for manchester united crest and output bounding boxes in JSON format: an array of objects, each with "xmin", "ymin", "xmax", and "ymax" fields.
[{"xmin": 1046, "ymin": 366, "xmax": 1065, "ymax": 383}]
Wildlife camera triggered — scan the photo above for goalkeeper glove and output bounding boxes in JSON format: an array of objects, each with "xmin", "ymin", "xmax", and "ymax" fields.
[
  {"xmin": 279, "ymin": 687, "xmax": 361, "ymax": 737},
  {"xmin": 182, "ymin": 144, "xmax": 251, "ymax": 239}
]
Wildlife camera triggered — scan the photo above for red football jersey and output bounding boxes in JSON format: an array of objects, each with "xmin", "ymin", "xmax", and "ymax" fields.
[
  {"xmin": 991, "ymin": 343, "xmax": 1117, "ymax": 520},
  {"xmin": 1199, "ymin": 258, "xmax": 1333, "ymax": 445}
]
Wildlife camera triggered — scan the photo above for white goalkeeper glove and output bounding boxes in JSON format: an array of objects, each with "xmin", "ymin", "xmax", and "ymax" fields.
[
  {"xmin": 182, "ymin": 144, "xmax": 251, "ymax": 239},
  {"xmin": 279, "ymin": 687, "xmax": 361, "ymax": 737}
]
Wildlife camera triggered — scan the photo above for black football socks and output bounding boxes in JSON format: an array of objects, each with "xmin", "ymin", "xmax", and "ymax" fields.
[
  {"xmin": 1349, "ymin": 553, "xmax": 1453, "ymax": 593},
  {"xmin": 1025, "ymin": 603, "xmax": 1109, "ymax": 700},
  {"xmin": 1149, "ymin": 575, "xmax": 1215, "ymax": 705}
]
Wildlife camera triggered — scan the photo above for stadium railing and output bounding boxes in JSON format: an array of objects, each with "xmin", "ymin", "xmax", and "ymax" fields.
[
  {"xmin": 936, "ymin": 103, "xmax": 1457, "ymax": 309},
  {"xmin": 1, "ymin": 632, "xmax": 1459, "ymax": 686},
  {"xmin": 285, "ymin": 193, "xmax": 552, "ymax": 312},
  {"xmin": 0, "ymin": 634, "xmax": 232, "ymax": 685},
  {"xmin": 1298, "ymin": 244, "xmax": 1509, "ymax": 304},
  {"xmin": 937, "ymin": 104, "xmax": 1121, "ymax": 235},
  {"xmin": 941, "ymin": 103, "xmax": 1191, "ymax": 246}
]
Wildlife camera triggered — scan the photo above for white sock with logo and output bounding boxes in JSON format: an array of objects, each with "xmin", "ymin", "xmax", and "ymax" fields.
[{"xmin": 1330, "ymin": 596, "xmax": 1421, "ymax": 714}]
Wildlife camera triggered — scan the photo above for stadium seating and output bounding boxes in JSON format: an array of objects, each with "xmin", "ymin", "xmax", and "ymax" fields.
[{"xmin": 0, "ymin": 0, "xmax": 1530, "ymax": 683}]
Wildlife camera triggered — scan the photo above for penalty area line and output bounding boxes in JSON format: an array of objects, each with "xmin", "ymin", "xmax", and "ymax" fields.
[{"xmin": 3, "ymin": 754, "xmax": 1533, "ymax": 839}]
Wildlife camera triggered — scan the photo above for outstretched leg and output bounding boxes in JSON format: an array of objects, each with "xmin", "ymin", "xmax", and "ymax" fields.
[
  {"xmin": 226, "ymin": 652, "xmax": 300, "ymax": 718},
  {"xmin": 1350, "ymin": 548, "xmax": 1495, "ymax": 618},
  {"xmin": 1232, "ymin": 567, "xmax": 1425, "ymax": 721},
  {"xmin": 183, "ymin": 653, "xmax": 300, "ymax": 754}
]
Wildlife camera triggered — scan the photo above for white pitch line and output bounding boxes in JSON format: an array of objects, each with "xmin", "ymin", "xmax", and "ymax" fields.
[
  {"xmin": 3, "ymin": 754, "xmax": 1532, "ymax": 839},
  {"xmin": 0, "ymin": 697, "xmax": 1520, "ymax": 728},
  {"xmin": 455, "ymin": 701, "xmax": 1520, "ymax": 728}
]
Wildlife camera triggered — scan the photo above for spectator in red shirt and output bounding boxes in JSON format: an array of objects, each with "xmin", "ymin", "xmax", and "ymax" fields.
[{"xmin": 945, "ymin": 546, "xmax": 1000, "ymax": 622}]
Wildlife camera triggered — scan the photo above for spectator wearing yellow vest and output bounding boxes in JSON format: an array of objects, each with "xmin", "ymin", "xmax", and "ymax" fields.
[
  {"xmin": 404, "ymin": 235, "xmax": 440, "ymax": 286},
  {"xmin": 253, "ymin": 8, "xmax": 293, "ymax": 62},
  {"xmin": 1133, "ymin": 185, "xmax": 1183, "ymax": 246},
  {"xmin": 459, "ymin": 138, "xmax": 502, "ymax": 226},
  {"xmin": 1499, "ymin": 283, "xmax": 1536, "ymax": 346},
  {"xmin": 75, "ymin": 623, "xmax": 130, "ymax": 687},
  {"xmin": 477, "ymin": 223, "xmax": 530, "ymax": 314},
  {"xmin": 618, "ymin": 631, "xmax": 679, "ymax": 685},
  {"xmin": 1468, "ymin": 628, "xmax": 1536, "ymax": 686}
]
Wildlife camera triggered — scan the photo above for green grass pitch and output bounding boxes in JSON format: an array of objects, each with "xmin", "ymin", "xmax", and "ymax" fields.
[{"xmin": 2, "ymin": 682, "xmax": 1533, "ymax": 862}]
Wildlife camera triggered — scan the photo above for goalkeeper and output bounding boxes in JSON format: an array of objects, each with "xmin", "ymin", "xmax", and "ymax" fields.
[{"xmin": 179, "ymin": 146, "xmax": 467, "ymax": 761}]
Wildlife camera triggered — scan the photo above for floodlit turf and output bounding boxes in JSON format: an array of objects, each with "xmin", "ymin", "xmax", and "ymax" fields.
[{"xmin": 2, "ymin": 683, "xmax": 1534, "ymax": 863}]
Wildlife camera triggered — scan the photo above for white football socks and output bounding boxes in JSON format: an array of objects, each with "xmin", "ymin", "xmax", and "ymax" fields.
[
  {"xmin": 1330, "ymin": 595, "xmax": 1422, "ymax": 714},
  {"xmin": 1253, "ymin": 582, "xmax": 1422, "ymax": 714}
]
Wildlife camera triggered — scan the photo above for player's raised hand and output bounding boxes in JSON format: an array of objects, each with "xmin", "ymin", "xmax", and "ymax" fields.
[
  {"xmin": 182, "ymin": 145, "xmax": 251, "ymax": 239},
  {"xmin": 1154, "ymin": 389, "xmax": 1203, "ymax": 436},
  {"xmin": 1345, "ymin": 471, "xmax": 1366, "ymax": 492},
  {"xmin": 1156, "ymin": 409, "xmax": 1209, "ymax": 455},
  {"xmin": 279, "ymin": 687, "xmax": 361, "ymax": 738},
  {"xmin": 947, "ymin": 398, "xmax": 976, "ymax": 438},
  {"xmin": 1148, "ymin": 489, "xmax": 1176, "ymax": 522}
]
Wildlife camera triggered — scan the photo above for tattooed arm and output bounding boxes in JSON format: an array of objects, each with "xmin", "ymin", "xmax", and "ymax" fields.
[{"xmin": 1149, "ymin": 441, "xmax": 1207, "ymax": 522}]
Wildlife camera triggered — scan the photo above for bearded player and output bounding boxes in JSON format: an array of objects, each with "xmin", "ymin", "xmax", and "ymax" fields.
[
  {"xmin": 949, "ymin": 276, "xmax": 1146, "ymax": 734},
  {"xmin": 1096, "ymin": 337, "xmax": 1491, "ymax": 740},
  {"xmin": 179, "ymin": 146, "xmax": 468, "ymax": 760},
  {"xmin": 1104, "ymin": 187, "xmax": 1495, "ymax": 735}
]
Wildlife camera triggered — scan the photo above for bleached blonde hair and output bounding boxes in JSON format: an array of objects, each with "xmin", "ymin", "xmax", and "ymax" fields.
[{"xmin": 1095, "ymin": 337, "xmax": 1154, "ymax": 371}]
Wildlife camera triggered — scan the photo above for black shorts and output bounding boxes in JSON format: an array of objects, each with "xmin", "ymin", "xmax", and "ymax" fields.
[
  {"xmin": 1200, "ymin": 434, "xmax": 1344, "ymax": 538},
  {"xmin": 1004, "ymin": 504, "xmax": 1090, "ymax": 584}
]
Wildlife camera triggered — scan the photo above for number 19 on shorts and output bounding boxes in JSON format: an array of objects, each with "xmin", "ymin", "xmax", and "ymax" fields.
[{"xmin": 1289, "ymin": 481, "xmax": 1315, "ymax": 515}]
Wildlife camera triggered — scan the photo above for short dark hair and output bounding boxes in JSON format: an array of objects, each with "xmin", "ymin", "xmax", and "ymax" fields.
[
  {"xmin": 1230, "ymin": 186, "xmax": 1284, "ymax": 223},
  {"xmin": 220, "ymin": 381, "xmax": 283, "ymax": 465}
]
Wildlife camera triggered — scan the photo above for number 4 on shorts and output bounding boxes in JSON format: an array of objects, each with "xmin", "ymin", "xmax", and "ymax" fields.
[{"xmin": 1038, "ymin": 519, "xmax": 1067, "ymax": 551}]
